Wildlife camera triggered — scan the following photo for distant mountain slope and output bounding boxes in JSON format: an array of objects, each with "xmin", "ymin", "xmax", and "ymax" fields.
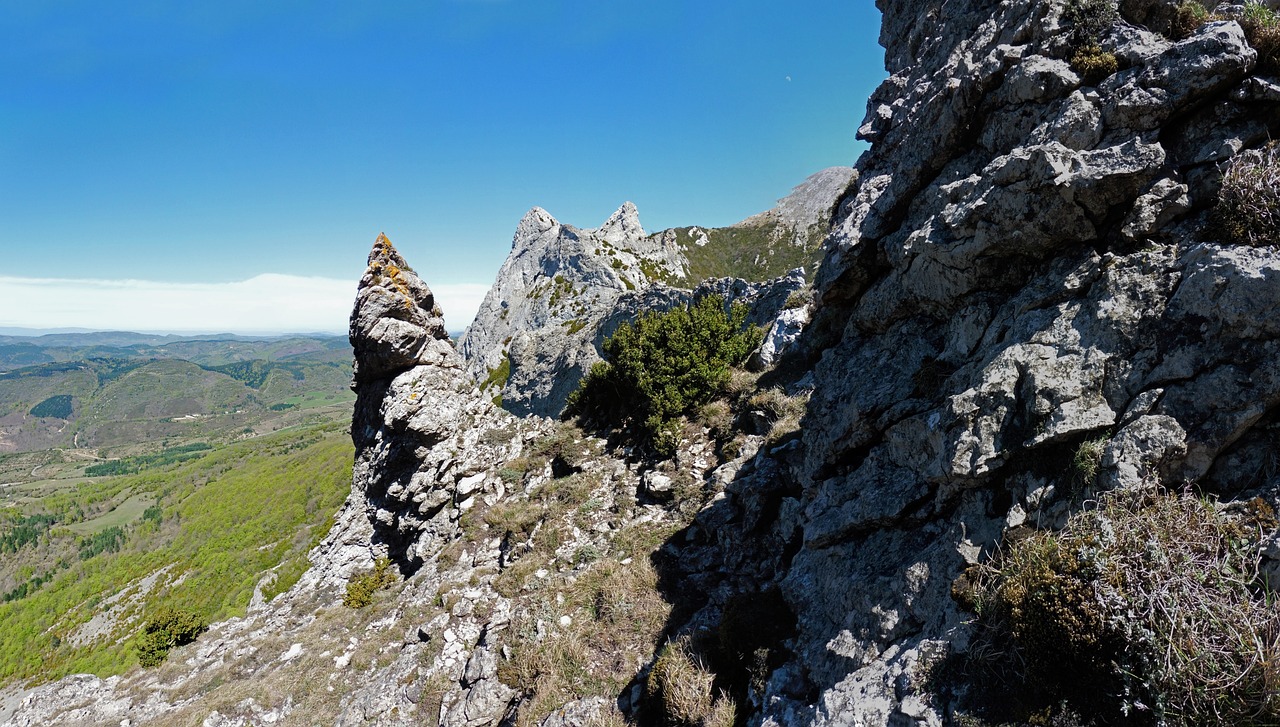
[
  {"xmin": 659, "ymin": 166, "xmax": 855, "ymax": 282},
  {"xmin": 0, "ymin": 335, "xmax": 350, "ymax": 370},
  {"xmin": 0, "ymin": 335, "xmax": 354, "ymax": 454}
]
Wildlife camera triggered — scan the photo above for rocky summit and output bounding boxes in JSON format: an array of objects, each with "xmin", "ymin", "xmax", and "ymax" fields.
[
  {"xmin": 457, "ymin": 169, "xmax": 850, "ymax": 418},
  {"xmin": 4, "ymin": 1, "xmax": 1280, "ymax": 726}
]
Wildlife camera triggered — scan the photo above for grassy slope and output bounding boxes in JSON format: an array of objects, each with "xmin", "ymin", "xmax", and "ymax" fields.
[
  {"xmin": 0, "ymin": 355, "xmax": 353, "ymax": 454},
  {"xmin": 667, "ymin": 220, "xmax": 826, "ymax": 284},
  {"xmin": 0, "ymin": 422, "xmax": 352, "ymax": 684}
]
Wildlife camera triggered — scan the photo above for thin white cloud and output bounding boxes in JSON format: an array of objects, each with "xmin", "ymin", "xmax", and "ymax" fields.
[{"xmin": 0, "ymin": 275, "xmax": 489, "ymax": 335}]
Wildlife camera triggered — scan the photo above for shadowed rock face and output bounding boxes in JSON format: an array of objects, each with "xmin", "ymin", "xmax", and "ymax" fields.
[{"xmin": 752, "ymin": 2, "xmax": 1280, "ymax": 724}]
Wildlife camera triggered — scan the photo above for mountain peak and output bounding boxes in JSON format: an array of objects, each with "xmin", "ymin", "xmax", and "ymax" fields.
[
  {"xmin": 514, "ymin": 207, "xmax": 560, "ymax": 246},
  {"xmin": 350, "ymin": 233, "xmax": 452, "ymax": 382},
  {"xmin": 596, "ymin": 201, "xmax": 644, "ymax": 245}
]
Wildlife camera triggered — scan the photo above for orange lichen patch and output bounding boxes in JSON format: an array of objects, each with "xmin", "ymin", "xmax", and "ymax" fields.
[{"xmin": 367, "ymin": 233, "xmax": 418, "ymax": 312}]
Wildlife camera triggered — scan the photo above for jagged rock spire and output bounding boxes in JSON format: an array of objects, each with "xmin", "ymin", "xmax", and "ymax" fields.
[
  {"xmin": 349, "ymin": 233, "xmax": 456, "ymax": 383},
  {"xmin": 596, "ymin": 201, "xmax": 644, "ymax": 245}
]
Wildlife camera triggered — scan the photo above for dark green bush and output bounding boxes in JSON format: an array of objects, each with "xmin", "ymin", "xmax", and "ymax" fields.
[
  {"xmin": 566, "ymin": 295, "xmax": 762, "ymax": 457},
  {"xmin": 969, "ymin": 489, "xmax": 1280, "ymax": 725},
  {"xmin": 29, "ymin": 395, "xmax": 72, "ymax": 419},
  {"xmin": 136, "ymin": 606, "xmax": 206, "ymax": 667},
  {"xmin": 342, "ymin": 557, "xmax": 398, "ymax": 609},
  {"xmin": 1063, "ymin": 0, "xmax": 1118, "ymax": 49},
  {"xmin": 1212, "ymin": 142, "xmax": 1280, "ymax": 247}
]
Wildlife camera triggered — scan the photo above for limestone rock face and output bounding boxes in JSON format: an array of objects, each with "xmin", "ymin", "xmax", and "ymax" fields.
[
  {"xmin": 458, "ymin": 193, "xmax": 820, "ymax": 418},
  {"xmin": 346, "ymin": 236, "xmax": 548, "ymax": 571},
  {"xmin": 756, "ymin": 2, "xmax": 1280, "ymax": 725},
  {"xmin": 456, "ymin": 203, "xmax": 685, "ymax": 417}
]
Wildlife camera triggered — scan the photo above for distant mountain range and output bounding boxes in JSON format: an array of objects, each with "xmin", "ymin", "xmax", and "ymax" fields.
[{"xmin": 0, "ymin": 334, "xmax": 353, "ymax": 454}]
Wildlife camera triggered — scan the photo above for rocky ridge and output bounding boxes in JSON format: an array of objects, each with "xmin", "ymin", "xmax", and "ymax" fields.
[
  {"xmin": 4, "ymin": 1, "xmax": 1280, "ymax": 726},
  {"xmin": 458, "ymin": 169, "xmax": 852, "ymax": 418}
]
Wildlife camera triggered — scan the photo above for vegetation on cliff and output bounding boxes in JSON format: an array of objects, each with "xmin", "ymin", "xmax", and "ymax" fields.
[
  {"xmin": 566, "ymin": 295, "xmax": 762, "ymax": 457},
  {"xmin": 965, "ymin": 489, "xmax": 1280, "ymax": 725}
]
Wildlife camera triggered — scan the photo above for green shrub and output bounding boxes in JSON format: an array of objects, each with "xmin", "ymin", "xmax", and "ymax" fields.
[
  {"xmin": 1070, "ymin": 44, "xmax": 1119, "ymax": 84},
  {"xmin": 1212, "ymin": 142, "xmax": 1280, "ymax": 247},
  {"xmin": 136, "ymin": 606, "xmax": 205, "ymax": 667},
  {"xmin": 1063, "ymin": 0, "xmax": 1118, "ymax": 48},
  {"xmin": 566, "ymin": 295, "xmax": 762, "ymax": 458},
  {"xmin": 969, "ymin": 489, "xmax": 1280, "ymax": 725},
  {"xmin": 342, "ymin": 557, "xmax": 398, "ymax": 609}
]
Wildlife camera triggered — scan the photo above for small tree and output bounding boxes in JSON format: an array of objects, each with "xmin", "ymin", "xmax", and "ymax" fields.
[
  {"xmin": 566, "ymin": 295, "xmax": 762, "ymax": 456},
  {"xmin": 136, "ymin": 606, "xmax": 205, "ymax": 667}
]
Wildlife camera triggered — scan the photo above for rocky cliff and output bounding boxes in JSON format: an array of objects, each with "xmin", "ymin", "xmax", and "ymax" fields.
[
  {"xmin": 4, "ymin": 1, "xmax": 1280, "ymax": 726},
  {"xmin": 459, "ymin": 169, "xmax": 852, "ymax": 419}
]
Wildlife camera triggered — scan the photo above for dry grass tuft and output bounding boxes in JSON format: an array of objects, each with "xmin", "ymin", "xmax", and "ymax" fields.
[
  {"xmin": 1213, "ymin": 142, "xmax": 1280, "ymax": 247},
  {"xmin": 971, "ymin": 488, "xmax": 1280, "ymax": 725},
  {"xmin": 647, "ymin": 637, "xmax": 735, "ymax": 727}
]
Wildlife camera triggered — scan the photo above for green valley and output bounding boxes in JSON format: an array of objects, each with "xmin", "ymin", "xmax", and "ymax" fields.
[{"xmin": 0, "ymin": 332, "xmax": 356, "ymax": 686}]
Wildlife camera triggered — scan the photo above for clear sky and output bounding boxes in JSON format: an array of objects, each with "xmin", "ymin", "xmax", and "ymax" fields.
[{"xmin": 0, "ymin": 1, "xmax": 885, "ymax": 334}]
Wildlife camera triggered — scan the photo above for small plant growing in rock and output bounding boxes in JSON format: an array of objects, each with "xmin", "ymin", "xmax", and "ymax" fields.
[
  {"xmin": 1070, "ymin": 434, "xmax": 1107, "ymax": 487},
  {"xmin": 782, "ymin": 286, "xmax": 813, "ymax": 310},
  {"xmin": 1212, "ymin": 141, "xmax": 1280, "ymax": 247},
  {"xmin": 1170, "ymin": 0, "xmax": 1213, "ymax": 39},
  {"xmin": 342, "ymin": 557, "xmax": 398, "ymax": 609},
  {"xmin": 566, "ymin": 295, "xmax": 762, "ymax": 458},
  {"xmin": 136, "ymin": 606, "xmax": 206, "ymax": 667},
  {"xmin": 1070, "ymin": 44, "xmax": 1119, "ymax": 84},
  {"xmin": 1242, "ymin": 1, "xmax": 1280, "ymax": 75},
  {"xmin": 647, "ymin": 638, "xmax": 737, "ymax": 727}
]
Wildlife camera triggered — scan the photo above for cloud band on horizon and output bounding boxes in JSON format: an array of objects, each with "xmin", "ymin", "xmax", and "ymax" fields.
[{"xmin": 0, "ymin": 275, "xmax": 489, "ymax": 335}]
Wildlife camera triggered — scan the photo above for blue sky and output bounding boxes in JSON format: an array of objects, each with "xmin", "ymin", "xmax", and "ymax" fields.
[{"xmin": 0, "ymin": 1, "xmax": 884, "ymax": 333}]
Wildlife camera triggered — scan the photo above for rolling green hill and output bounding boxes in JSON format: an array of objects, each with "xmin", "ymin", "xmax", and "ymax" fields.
[
  {"xmin": 0, "ymin": 335, "xmax": 354, "ymax": 455},
  {"xmin": 0, "ymin": 422, "xmax": 352, "ymax": 683}
]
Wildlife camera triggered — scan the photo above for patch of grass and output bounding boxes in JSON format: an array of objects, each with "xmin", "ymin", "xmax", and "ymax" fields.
[
  {"xmin": 1170, "ymin": 0, "xmax": 1213, "ymax": 39},
  {"xmin": 481, "ymin": 355, "xmax": 512, "ymax": 394},
  {"xmin": 342, "ymin": 557, "xmax": 398, "ymax": 609},
  {"xmin": 782, "ymin": 287, "xmax": 813, "ymax": 310},
  {"xmin": 968, "ymin": 488, "xmax": 1280, "ymax": 725},
  {"xmin": 499, "ymin": 556, "xmax": 672, "ymax": 727},
  {"xmin": 674, "ymin": 221, "xmax": 824, "ymax": 283},
  {"xmin": 647, "ymin": 637, "xmax": 736, "ymax": 727},
  {"xmin": 1243, "ymin": 1, "xmax": 1280, "ymax": 73},
  {"xmin": 747, "ymin": 388, "xmax": 807, "ymax": 445},
  {"xmin": 1212, "ymin": 141, "xmax": 1280, "ymax": 247}
]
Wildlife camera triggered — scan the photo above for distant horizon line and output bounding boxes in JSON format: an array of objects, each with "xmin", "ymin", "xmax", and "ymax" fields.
[{"xmin": 0, "ymin": 325, "xmax": 468, "ymax": 340}]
